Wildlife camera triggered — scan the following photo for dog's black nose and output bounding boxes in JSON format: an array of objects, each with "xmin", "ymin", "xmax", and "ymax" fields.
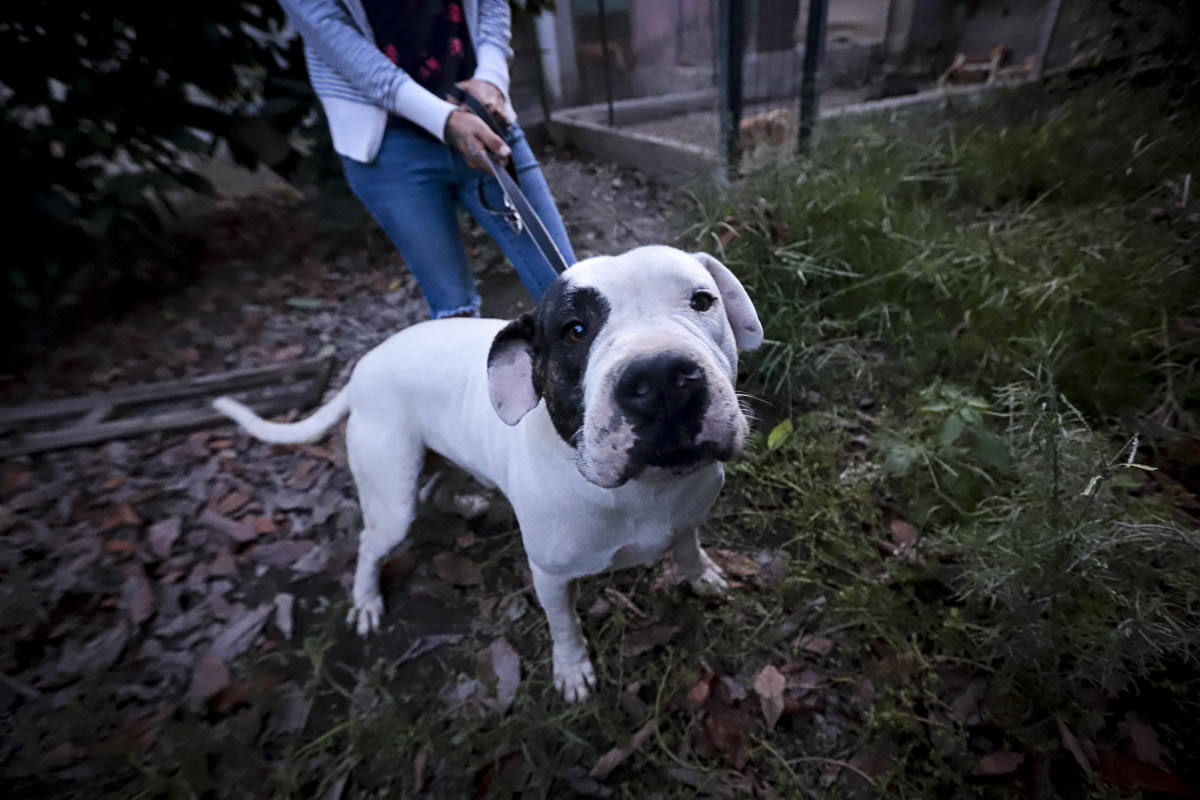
[{"xmin": 615, "ymin": 354, "xmax": 705, "ymax": 422}]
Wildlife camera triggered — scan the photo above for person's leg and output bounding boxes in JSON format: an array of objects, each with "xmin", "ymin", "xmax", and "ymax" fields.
[
  {"xmin": 455, "ymin": 123, "xmax": 577, "ymax": 300},
  {"xmin": 340, "ymin": 126, "xmax": 481, "ymax": 318}
]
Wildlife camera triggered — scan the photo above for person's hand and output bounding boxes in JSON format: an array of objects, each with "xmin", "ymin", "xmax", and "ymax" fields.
[
  {"xmin": 444, "ymin": 109, "xmax": 510, "ymax": 171},
  {"xmin": 454, "ymin": 78, "xmax": 506, "ymax": 125}
]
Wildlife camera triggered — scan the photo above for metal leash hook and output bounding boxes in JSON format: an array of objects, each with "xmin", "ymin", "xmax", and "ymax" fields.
[{"xmin": 498, "ymin": 185, "xmax": 523, "ymax": 234}]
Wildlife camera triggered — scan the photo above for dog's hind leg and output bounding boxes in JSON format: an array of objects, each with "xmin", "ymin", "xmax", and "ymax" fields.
[
  {"xmin": 344, "ymin": 414, "xmax": 423, "ymax": 636},
  {"xmin": 672, "ymin": 527, "xmax": 729, "ymax": 596}
]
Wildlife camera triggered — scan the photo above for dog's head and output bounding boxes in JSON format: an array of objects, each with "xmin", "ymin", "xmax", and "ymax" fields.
[{"xmin": 486, "ymin": 246, "xmax": 763, "ymax": 488}]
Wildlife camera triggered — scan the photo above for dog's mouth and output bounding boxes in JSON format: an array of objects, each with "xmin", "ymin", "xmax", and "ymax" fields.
[{"xmin": 576, "ymin": 413, "xmax": 745, "ymax": 488}]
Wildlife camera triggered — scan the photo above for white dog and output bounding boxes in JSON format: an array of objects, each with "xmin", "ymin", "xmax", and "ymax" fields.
[{"xmin": 214, "ymin": 246, "xmax": 762, "ymax": 701}]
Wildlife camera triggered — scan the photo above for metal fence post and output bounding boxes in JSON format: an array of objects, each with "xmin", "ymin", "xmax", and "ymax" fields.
[
  {"xmin": 597, "ymin": 0, "xmax": 616, "ymax": 126},
  {"xmin": 797, "ymin": 0, "xmax": 828, "ymax": 149},
  {"xmin": 718, "ymin": 0, "xmax": 744, "ymax": 177}
]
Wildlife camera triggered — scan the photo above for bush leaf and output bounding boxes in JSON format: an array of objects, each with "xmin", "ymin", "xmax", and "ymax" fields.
[{"xmin": 767, "ymin": 419, "xmax": 793, "ymax": 451}]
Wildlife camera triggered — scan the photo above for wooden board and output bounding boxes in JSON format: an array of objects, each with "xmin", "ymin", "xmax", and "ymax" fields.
[{"xmin": 0, "ymin": 357, "xmax": 334, "ymax": 459}]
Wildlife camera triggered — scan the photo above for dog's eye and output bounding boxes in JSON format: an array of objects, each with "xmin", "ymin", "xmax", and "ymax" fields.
[
  {"xmin": 690, "ymin": 291, "xmax": 715, "ymax": 312},
  {"xmin": 562, "ymin": 321, "xmax": 586, "ymax": 343}
]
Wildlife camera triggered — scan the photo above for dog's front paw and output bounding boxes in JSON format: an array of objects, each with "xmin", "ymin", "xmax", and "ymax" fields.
[
  {"xmin": 689, "ymin": 560, "xmax": 729, "ymax": 596},
  {"xmin": 346, "ymin": 595, "xmax": 384, "ymax": 636},
  {"xmin": 554, "ymin": 656, "xmax": 596, "ymax": 703}
]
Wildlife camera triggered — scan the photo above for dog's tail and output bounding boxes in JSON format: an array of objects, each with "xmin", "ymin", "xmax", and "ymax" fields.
[{"xmin": 212, "ymin": 387, "xmax": 350, "ymax": 444}]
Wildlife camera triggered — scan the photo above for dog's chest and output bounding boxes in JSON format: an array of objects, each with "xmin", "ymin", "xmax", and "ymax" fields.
[
  {"xmin": 514, "ymin": 462, "xmax": 724, "ymax": 578},
  {"xmin": 603, "ymin": 518, "xmax": 677, "ymax": 571},
  {"xmin": 578, "ymin": 482, "xmax": 713, "ymax": 574}
]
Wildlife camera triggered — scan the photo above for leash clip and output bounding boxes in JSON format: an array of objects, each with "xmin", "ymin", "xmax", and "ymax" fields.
[{"xmin": 501, "ymin": 194, "xmax": 524, "ymax": 234}]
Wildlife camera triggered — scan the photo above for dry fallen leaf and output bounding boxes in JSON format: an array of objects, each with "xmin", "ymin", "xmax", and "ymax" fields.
[
  {"xmin": 974, "ymin": 751, "xmax": 1025, "ymax": 776},
  {"xmin": 187, "ymin": 654, "xmax": 230, "ymax": 710},
  {"xmin": 54, "ymin": 622, "xmax": 130, "ymax": 680},
  {"xmin": 122, "ymin": 565, "xmax": 156, "ymax": 626},
  {"xmin": 704, "ymin": 696, "xmax": 751, "ymax": 769},
  {"xmin": 213, "ymin": 490, "xmax": 250, "ymax": 516},
  {"xmin": 382, "ymin": 551, "xmax": 416, "ymax": 583},
  {"xmin": 274, "ymin": 343, "xmax": 305, "ymax": 362},
  {"xmin": 686, "ymin": 671, "xmax": 715, "ymax": 709},
  {"xmin": 709, "ymin": 548, "xmax": 758, "ymax": 577},
  {"xmin": 250, "ymin": 515, "xmax": 278, "ymax": 534},
  {"xmin": 586, "ymin": 597, "xmax": 611, "ymax": 619},
  {"xmin": 208, "ymin": 548, "xmax": 238, "ymax": 577},
  {"xmin": 147, "ymin": 516, "xmax": 182, "ymax": 558},
  {"xmin": 753, "ymin": 664, "xmax": 786, "ymax": 728},
  {"xmin": 479, "ymin": 637, "xmax": 521, "ymax": 713},
  {"xmin": 88, "ymin": 706, "xmax": 171, "ymax": 759},
  {"xmin": 625, "ymin": 624, "xmax": 680, "ymax": 657},
  {"xmin": 413, "ymin": 748, "xmax": 429, "ymax": 793},
  {"xmin": 1097, "ymin": 748, "xmax": 1197, "ymax": 796},
  {"xmin": 433, "ymin": 552, "xmax": 482, "ymax": 586},
  {"xmin": 200, "ymin": 508, "xmax": 257, "ymax": 543},
  {"xmin": 102, "ymin": 503, "xmax": 141, "ymax": 532},
  {"xmin": 0, "ymin": 467, "xmax": 32, "ymax": 495},
  {"xmin": 251, "ymin": 540, "xmax": 315, "ymax": 567},
  {"xmin": 1124, "ymin": 712, "xmax": 1170, "ymax": 772},
  {"xmin": 889, "ymin": 517, "xmax": 918, "ymax": 545},
  {"xmin": 273, "ymin": 593, "xmax": 295, "ymax": 640},
  {"xmin": 286, "ymin": 458, "xmax": 319, "ymax": 487},
  {"xmin": 210, "ymin": 680, "xmax": 255, "ymax": 714},
  {"xmin": 209, "ymin": 602, "xmax": 273, "ymax": 660},
  {"xmin": 590, "ymin": 718, "xmax": 658, "ymax": 780},
  {"xmin": 798, "ymin": 635, "xmax": 836, "ymax": 656}
]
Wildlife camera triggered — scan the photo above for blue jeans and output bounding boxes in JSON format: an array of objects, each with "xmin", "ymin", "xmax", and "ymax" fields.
[{"xmin": 340, "ymin": 121, "xmax": 576, "ymax": 318}]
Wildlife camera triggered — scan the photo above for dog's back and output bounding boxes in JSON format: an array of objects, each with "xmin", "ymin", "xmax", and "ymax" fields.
[{"xmin": 347, "ymin": 317, "xmax": 519, "ymax": 488}]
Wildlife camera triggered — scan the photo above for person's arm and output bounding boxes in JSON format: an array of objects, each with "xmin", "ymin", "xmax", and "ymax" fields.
[
  {"xmin": 471, "ymin": 0, "xmax": 514, "ymax": 98},
  {"xmin": 277, "ymin": 0, "xmax": 457, "ymax": 141}
]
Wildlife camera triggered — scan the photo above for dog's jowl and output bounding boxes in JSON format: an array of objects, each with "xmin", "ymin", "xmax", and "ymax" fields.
[{"xmin": 214, "ymin": 246, "xmax": 763, "ymax": 702}]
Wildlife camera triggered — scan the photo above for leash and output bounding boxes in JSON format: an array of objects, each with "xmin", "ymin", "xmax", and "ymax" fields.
[{"xmin": 446, "ymin": 85, "xmax": 571, "ymax": 276}]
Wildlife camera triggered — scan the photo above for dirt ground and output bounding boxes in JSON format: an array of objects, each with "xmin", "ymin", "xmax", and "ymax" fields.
[{"xmin": 0, "ymin": 147, "xmax": 695, "ymax": 795}]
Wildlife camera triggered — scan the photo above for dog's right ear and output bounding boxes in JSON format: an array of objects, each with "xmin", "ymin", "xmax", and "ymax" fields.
[{"xmin": 487, "ymin": 313, "xmax": 541, "ymax": 425}]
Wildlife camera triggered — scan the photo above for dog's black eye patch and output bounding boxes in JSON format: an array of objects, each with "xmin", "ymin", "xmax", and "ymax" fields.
[{"xmin": 535, "ymin": 282, "xmax": 610, "ymax": 445}]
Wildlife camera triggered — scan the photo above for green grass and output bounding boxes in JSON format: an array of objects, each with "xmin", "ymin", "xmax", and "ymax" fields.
[{"xmin": 681, "ymin": 71, "xmax": 1200, "ymax": 794}]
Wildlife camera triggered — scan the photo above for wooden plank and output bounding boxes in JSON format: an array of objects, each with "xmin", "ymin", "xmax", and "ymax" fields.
[
  {"xmin": 0, "ymin": 389, "xmax": 319, "ymax": 460},
  {"xmin": 78, "ymin": 405, "xmax": 113, "ymax": 427},
  {"xmin": 0, "ymin": 356, "xmax": 333, "ymax": 425}
]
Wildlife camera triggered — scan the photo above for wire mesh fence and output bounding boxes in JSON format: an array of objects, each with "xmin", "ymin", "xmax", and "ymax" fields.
[{"xmin": 541, "ymin": 0, "xmax": 1155, "ymax": 177}]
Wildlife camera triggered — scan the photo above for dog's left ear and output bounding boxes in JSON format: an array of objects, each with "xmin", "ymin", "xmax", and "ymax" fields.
[
  {"xmin": 487, "ymin": 313, "xmax": 541, "ymax": 425},
  {"xmin": 692, "ymin": 252, "xmax": 764, "ymax": 351}
]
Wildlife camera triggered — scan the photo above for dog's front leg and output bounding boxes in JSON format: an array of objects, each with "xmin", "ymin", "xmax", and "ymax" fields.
[
  {"xmin": 672, "ymin": 528, "xmax": 729, "ymax": 595},
  {"xmin": 530, "ymin": 564, "xmax": 595, "ymax": 702}
]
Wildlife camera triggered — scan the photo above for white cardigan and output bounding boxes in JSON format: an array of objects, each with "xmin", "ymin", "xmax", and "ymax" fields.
[{"xmin": 278, "ymin": 0, "xmax": 515, "ymax": 163}]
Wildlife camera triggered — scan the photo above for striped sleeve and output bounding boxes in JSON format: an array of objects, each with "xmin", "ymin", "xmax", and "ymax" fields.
[
  {"xmin": 277, "ymin": 0, "xmax": 457, "ymax": 140},
  {"xmin": 472, "ymin": 0, "xmax": 513, "ymax": 95}
]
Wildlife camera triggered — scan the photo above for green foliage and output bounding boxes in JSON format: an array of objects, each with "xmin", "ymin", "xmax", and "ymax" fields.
[
  {"xmin": 944, "ymin": 381, "xmax": 1199, "ymax": 695},
  {"xmin": 686, "ymin": 73, "xmax": 1200, "ymax": 788},
  {"xmin": 2, "ymin": 2, "xmax": 313, "ymax": 340}
]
